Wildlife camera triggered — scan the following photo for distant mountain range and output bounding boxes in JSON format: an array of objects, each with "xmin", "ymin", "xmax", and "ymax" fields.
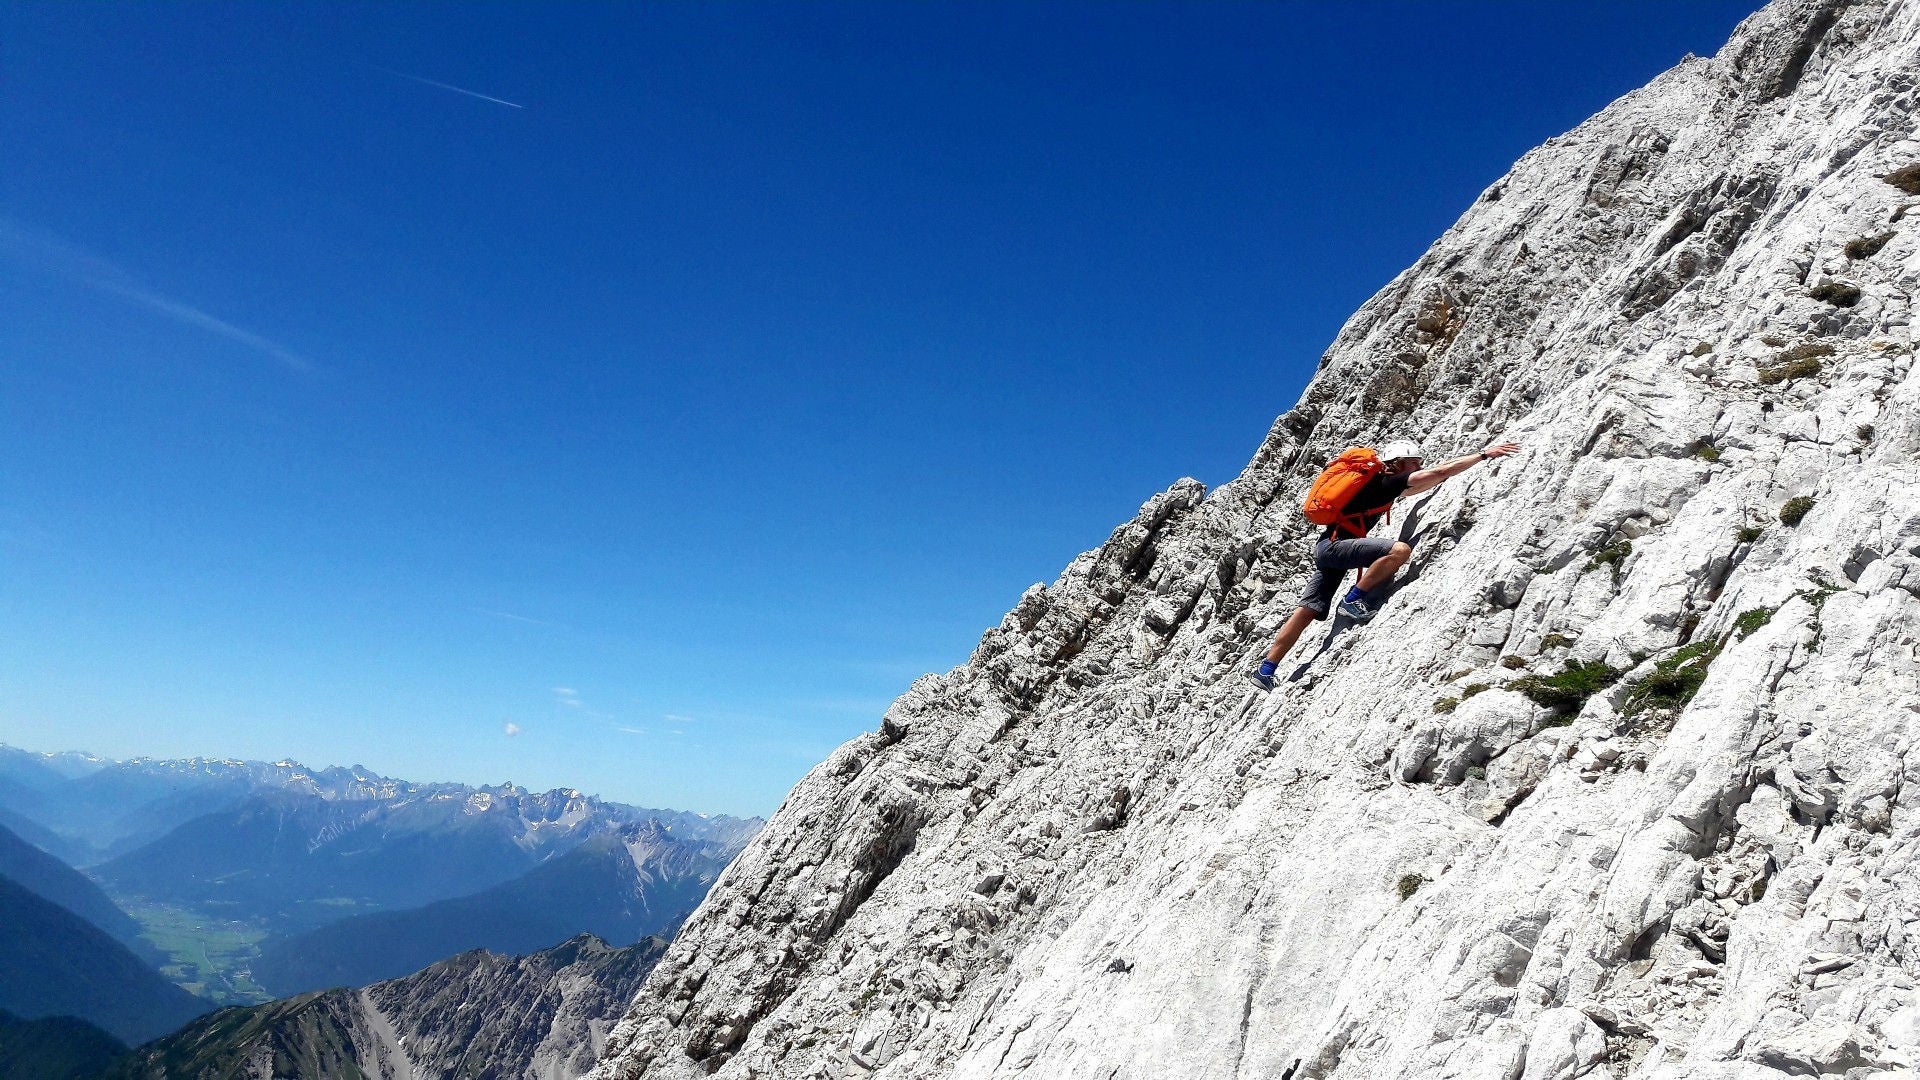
[
  {"xmin": 0, "ymin": 745, "xmax": 755, "ymax": 872},
  {"xmin": 0, "ymin": 742, "xmax": 754, "ymax": 1077},
  {"xmin": 0, "ymin": 749, "xmax": 276, "ymax": 866},
  {"xmin": 105, "ymin": 933, "xmax": 666, "ymax": 1080},
  {"xmin": 0, "ymin": 743, "xmax": 758, "ymax": 1004},
  {"xmin": 253, "ymin": 818, "xmax": 731, "ymax": 994},
  {"xmin": 93, "ymin": 784, "xmax": 647, "ymax": 935}
]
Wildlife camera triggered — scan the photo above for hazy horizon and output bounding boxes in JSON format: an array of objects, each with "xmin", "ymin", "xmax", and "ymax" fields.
[{"xmin": 0, "ymin": 738, "xmax": 763, "ymax": 818}]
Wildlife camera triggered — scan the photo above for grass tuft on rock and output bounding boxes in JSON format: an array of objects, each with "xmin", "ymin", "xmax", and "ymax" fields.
[
  {"xmin": 1540, "ymin": 632, "xmax": 1576, "ymax": 650},
  {"xmin": 1433, "ymin": 696, "xmax": 1459, "ymax": 714},
  {"xmin": 1796, "ymin": 576, "xmax": 1843, "ymax": 651},
  {"xmin": 1882, "ymin": 164, "xmax": 1920, "ymax": 195},
  {"xmin": 1736, "ymin": 524, "xmax": 1765, "ymax": 543},
  {"xmin": 1778, "ymin": 496, "xmax": 1815, "ymax": 527},
  {"xmin": 1507, "ymin": 659, "xmax": 1624, "ymax": 713},
  {"xmin": 1621, "ymin": 641, "xmax": 1716, "ymax": 718},
  {"xmin": 1396, "ymin": 874, "xmax": 1423, "ymax": 901},
  {"xmin": 1809, "ymin": 282, "xmax": 1862, "ymax": 307},
  {"xmin": 1759, "ymin": 357, "xmax": 1824, "ymax": 385},
  {"xmin": 1690, "ymin": 440, "xmax": 1722, "ymax": 462},
  {"xmin": 1797, "ymin": 576, "xmax": 1842, "ymax": 612},
  {"xmin": 1585, "ymin": 540, "xmax": 1632, "ymax": 573},
  {"xmin": 1733, "ymin": 607, "xmax": 1775, "ymax": 640},
  {"xmin": 1760, "ymin": 341, "xmax": 1834, "ymax": 384},
  {"xmin": 1845, "ymin": 231, "xmax": 1896, "ymax": 259},
  {"xmin": 1774, "ymin": 341, "xmax": 1836, "ymax": 363}
]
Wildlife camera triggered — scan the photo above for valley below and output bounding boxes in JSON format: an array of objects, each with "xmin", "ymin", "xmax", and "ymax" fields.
[{"xmin": 0, "ymin": 743, "xmax": 761, "ymax": 1069}]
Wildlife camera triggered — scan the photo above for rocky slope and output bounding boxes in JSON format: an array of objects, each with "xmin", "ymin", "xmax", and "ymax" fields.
[
  {"xmin": 591, "ymin": 1, "xmax": 1920, "ymax": 1077},
  {"xmin": 0, "ymin": 876, "xmax": 208, "ymax": 1045},
  {"xmin": 0, "ymin": 1010, "xmax": 127, "ymax": 1080},
  {"xmin": 109, "ymin": 934, "xmax": 665, "ymax": 1080},
  {"xmin": 0, "ymin": 822, "xmax": 156, "ymax": 963}
]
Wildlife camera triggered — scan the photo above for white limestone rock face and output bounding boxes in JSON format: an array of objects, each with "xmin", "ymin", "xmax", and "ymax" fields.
[{"xmin": 594, "ymin": 2, "xmax": 1920, "ymax": 1077}]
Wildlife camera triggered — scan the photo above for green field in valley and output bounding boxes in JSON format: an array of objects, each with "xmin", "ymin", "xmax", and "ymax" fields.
[{"xmin": 115, "ymin": 900, "xmax": 274, "ymax": 1005}]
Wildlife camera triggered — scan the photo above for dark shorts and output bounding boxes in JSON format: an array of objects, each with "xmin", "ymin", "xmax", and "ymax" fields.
[{"xmin": 1296, "ymin": 536, "xmax": 1400, "ymax": 620}]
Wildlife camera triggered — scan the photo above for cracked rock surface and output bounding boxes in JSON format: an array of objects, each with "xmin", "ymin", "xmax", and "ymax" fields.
[{"xmin": 595, "ymin": 2, "xmax": 1920, "ymax": 1077}]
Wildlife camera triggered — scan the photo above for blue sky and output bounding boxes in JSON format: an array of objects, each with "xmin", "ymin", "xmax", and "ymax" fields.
[{"xmin": 0, "ymin": 2, "xmax": 1759, "ymax": 815}]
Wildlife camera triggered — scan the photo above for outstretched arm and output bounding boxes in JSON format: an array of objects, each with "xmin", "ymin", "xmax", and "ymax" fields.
[{"xmin": 1404, "ymin": 441, "xmax": 1520, "ymax": 495}]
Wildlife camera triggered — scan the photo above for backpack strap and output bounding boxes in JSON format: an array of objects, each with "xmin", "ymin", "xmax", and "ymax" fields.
[{"xmin": 1333, "ymin": 502, "xmax": 1396, "ymax": 539}]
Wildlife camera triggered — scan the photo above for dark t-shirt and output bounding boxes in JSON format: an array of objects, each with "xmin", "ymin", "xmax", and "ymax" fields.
[{"xmin": 1321, "ymin": 470, "xmax": 1411, "ymax": 540}]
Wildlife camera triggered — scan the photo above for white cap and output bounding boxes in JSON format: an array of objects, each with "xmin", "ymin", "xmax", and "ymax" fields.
[{"xmin": 1378, "ymin": 440, "xmax": 1423, "ymax": 463}]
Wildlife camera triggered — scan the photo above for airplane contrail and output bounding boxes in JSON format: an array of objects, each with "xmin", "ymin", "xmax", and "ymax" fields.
[
  {"xmin": 0, "ymin": 217, "xmax": 314, "ymax": 373},
  {"xmin": 384, "ymin": 69, "xmax": 525, "ymax": 109}
]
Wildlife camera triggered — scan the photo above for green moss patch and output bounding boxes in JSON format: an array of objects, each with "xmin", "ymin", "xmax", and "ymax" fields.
[
  {"xmin": 1733, "ymin": 607, "xmax": 1775, "ymax": 640},
  {"xmin": 1760, "ymin": 341, "xmax": 1834, "ymax": 385},
  {"xmin": 1621, "ymin": 641, "xmax": 1717, "ymax": 718},
  {"xmin": 1794, "ymin": 576, "xmax": 1844, "ymax": 652},
  {"xmin": 1507, "ymin": 659, "xmax": 1625, "ymax": 713},
  {"xmin": 1585, "ymin": 540, "xmax": 1633, "ymax": 573}
]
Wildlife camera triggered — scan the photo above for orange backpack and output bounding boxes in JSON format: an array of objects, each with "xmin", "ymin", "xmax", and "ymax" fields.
[{"xmin": 1302, "ymin": 447, "xmax": 1393, "ymax": 535}]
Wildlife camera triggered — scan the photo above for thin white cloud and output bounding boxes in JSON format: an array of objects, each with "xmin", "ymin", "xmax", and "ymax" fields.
[
  {"xmin": 0, "ymin": 217, "xmax": 312, "ymax": 373},
  {"xmin": 471, "ymin": 606, "xmax": 564, "ymax": 628},
  {"xmin": 662, "ymin": 713, "xmax": 695, "ymax": 725},
  {"xmin": 614, "ymin": 726, "xmax": 647, "ymax": 736},
  {"xmin": 547, "ymin": 686, "xmax": 624, "ymax": 725},
  {"xmin": 383, "ymin": 68, "xmax": 524, "ymax": 109},
  {"xmin": 503, "ymin": 722, "xmax": 522, "ymax": 737}
]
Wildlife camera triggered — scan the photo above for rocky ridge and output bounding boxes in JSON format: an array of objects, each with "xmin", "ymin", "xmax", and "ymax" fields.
[
  {"xmin": 109, "ymin": 934, "xmax": 666, "ymax": 1080},
  {"xmin": 595, "ymin": 2, "xmax": 1920, "ymax": 1077}
]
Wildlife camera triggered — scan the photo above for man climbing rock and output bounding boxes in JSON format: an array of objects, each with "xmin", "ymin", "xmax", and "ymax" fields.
[{"xmin": 1246, "ymin": 438, "xmax": 1519, "ymax": 692}]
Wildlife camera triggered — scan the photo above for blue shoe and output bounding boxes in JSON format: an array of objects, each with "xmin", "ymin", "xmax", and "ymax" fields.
[
  {"xmin": 1338, "ymin": 594, "xmax": 1379, "ymax": 623},
  {"xmin": 1246, "ymin": 667, "xmax": 1275, "ymax": 692}
]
